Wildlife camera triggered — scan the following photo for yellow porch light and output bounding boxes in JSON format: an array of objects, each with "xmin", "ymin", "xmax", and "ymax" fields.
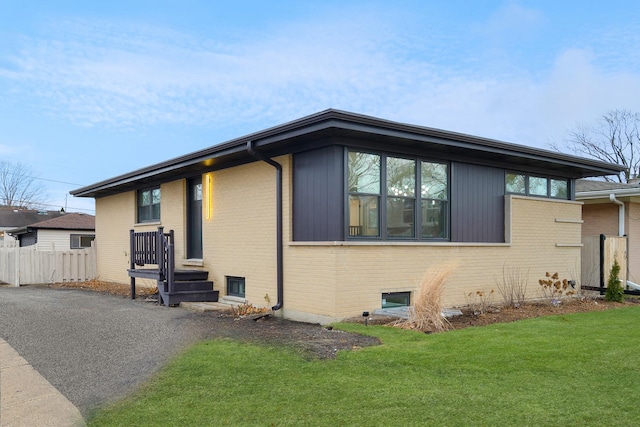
[{"xmin": 205, "ymin": 172, "xmax": 214, "ymax": 220}]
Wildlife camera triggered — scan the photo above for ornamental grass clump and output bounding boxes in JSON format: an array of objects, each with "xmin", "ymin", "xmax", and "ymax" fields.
[{"xmin": 397, "ymin": 263, "xmax": 456, "ymax": 333}]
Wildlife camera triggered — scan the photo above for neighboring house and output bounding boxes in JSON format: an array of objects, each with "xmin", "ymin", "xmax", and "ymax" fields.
[
  {"xmin": 7, "ymin": 213, "xmax": 95, "ymax": 250},
  {"xmin": 576, "ymin": 179, "xmax": 640, "ymax": 287},
  {"xmin": 70, "ymin": 109, "xmax": 622, "ymax": 323},
  {"xmin": 0, "ymin": 209, "xmax": 66, "ymax": 242}
]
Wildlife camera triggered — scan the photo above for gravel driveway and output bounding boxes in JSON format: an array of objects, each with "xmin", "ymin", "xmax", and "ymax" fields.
[{"xmin": 0, "ymin": 285, "xmax": 378, "ymax": 417}]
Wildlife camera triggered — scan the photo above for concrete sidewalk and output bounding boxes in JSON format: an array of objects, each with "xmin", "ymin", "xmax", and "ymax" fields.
[{"xmin": 0, "ymin": 339, "xmax": 85, "ymax": 427}]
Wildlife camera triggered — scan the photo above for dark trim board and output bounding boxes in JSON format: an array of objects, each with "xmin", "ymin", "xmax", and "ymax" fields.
[{"xmin": 71, "ymin": 109, "xmax": 624, "ymax": 199}]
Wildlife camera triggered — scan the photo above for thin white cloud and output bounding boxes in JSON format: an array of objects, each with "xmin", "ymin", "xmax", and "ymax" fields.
[
  {"xmin": 1, "ymin": 14, "xmax": 440, "ymax": 128},
  {"xmin": 0, "ymin": 144, "xmax": 20, "ymax": 155},
  {"xmin": 474, "ymin": 1, "xmax": 545, "ymax": 42},
  {"xmin": 0, "ymin": 6, "xmax": 639, "ymax": 152}
]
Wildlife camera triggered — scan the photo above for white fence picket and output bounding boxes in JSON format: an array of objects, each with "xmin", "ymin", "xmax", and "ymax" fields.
[{"xmin": 0, "ymin": 241, "xmax": 96, "ymax": 286}]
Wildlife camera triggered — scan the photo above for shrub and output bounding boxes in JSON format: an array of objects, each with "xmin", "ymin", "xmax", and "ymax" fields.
[
  {"xmin": 231, "ymin": 303, "xmax": 270, "ymax": 318},
  {"xmin": 538, "ymin": 272, "xmax": 575, "ymax": 302},
  {"xmin": 605, "ymin": 259, "xmax": 625, "ymax": 302},
  {"xmin": 465, "ymin": 289, "xmax": 495, "ymax": 315},
  {"xmin": 495, "ymin": 265, "xmax": 529, "ymax": 307}
]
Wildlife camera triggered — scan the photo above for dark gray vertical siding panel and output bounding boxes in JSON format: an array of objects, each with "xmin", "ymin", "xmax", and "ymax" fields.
[
  {"xmin": 451, "ymin": 162, "xmax": 505, "ymax": 243},
  {"xmin": 293, "ymin": 146, "xmax": 344, "ymax": 241}
]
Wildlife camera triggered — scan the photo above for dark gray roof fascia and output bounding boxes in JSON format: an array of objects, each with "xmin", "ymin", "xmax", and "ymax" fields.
[{"xmin": 71, "ymin": 109, "xmax": 625, "ymax": 198}]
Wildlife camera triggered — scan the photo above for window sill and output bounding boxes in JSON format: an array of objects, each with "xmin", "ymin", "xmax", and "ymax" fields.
[
  {"xmin": 182, "ymin": 259, "xmax": 204, "ymax": 267},
  {"xmin": 133, "ymin": 221, "xmax": 161, "ymax": 227},
  {"xmin": 289, "ymin": 241, "xmax": 511, "ymax": 247}
]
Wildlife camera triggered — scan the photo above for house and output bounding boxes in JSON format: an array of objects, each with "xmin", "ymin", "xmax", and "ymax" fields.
[
  {"xmin": 7, "ymin": 213, "xmax": 95, "ymax": 250},
  {"xmin": 70, "ymin": 109, "xmax": 623, "ymax": 323},
  {"xmin": 576, "ymin": 179, "xmax": 640, "ymax": 289},
  {"xmin": 0, "ymin": 209, "xmax": 66, "ymax": 242}
]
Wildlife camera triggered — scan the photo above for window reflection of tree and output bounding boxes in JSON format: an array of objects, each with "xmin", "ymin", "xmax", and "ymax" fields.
[
  {"xmin": 421, "ymin": 162, "xmax": 448, "ymax": 239},
  {"xmin": 348, "ymin": 152, "xmax": 450, "ymax": 239},
  {"xmin": 348, "ymin": 152, "xmax": 380, "ymax": 193},
  {"xmin": 387, "ymin": 157, "xmax": 415, "ymax": 197},
  {"xmin": 348, "ymin": 152, "xmax": 381, "ymax": 237},
  {"xmin": 386, "ymin": 157, "xmax": 415, "ymax": 237}
]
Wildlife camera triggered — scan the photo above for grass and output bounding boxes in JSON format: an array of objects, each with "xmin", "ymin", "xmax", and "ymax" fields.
[{"xmin": 89, "ymin": 306, "xmax": 640, "ymax": 426}]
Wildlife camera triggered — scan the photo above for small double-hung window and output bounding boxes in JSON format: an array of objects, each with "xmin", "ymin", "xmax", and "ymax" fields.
[
  {"xmin": 421, "ymin": 162, "xmax": 448, "ymax": 239},
  {"xmin": 348, "ymin": 152, "xmax": 381, "ymax": 237},
  {"xmin": 386, "ymin": 157, "xmax": 416, "ymax": 238},
  {"xmin": 137, "ymin": 187, "xmax": 161, "ymax": 223}
]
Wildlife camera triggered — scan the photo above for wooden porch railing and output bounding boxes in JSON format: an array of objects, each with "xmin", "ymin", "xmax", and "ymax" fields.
[{"xmin": 129, "ymin": 226, "xmax": 175, "ymax": 299}]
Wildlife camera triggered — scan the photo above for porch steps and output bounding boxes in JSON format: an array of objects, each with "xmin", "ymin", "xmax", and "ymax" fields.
[
  {"xmin": 158, "ymin": 270, "xmax": 220, "ymax": 307},
  {"xmin": 128, "ymin": 268, "xmax": 209, "ymax": 281}
]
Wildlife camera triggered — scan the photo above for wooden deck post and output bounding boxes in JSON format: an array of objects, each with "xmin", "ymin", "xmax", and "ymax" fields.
[
  {"xmin": 129, "ymin": 229, "xmax": 136, "ymax": 299},
  {"xmin": 167, "ymin": 230, "xmax": 175, "ymax": 295}
]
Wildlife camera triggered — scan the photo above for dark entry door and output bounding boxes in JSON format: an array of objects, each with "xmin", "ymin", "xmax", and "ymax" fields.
[{"xmin": 187, "ymin": 177, "xmax": 203, "ymax": 259}]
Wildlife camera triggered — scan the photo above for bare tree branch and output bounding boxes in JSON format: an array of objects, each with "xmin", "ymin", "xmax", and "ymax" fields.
[
  {"xmin": 0, "ymin": 162, "xmax": 47, "ymax": 208},
  {"xmin": 551, "ymin": 110, "xmax": 640, "ymax": 183}
]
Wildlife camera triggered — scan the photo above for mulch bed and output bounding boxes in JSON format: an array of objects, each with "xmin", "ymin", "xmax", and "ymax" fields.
[{"xmin": 44, "ymin": 280, "xmax": 640, "ymax": 358}]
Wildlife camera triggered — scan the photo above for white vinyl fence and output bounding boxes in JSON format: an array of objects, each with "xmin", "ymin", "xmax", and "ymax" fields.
[{"xmin": 0, "ymin": 241, "xmax": 96, "ymax": 286}]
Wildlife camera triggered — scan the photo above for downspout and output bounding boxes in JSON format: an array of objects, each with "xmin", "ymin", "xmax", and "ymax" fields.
[
  {"xmin": 609, "ymin": 194, "xmax": 625, "ymax": 236},
  {"xmin": 246, "ymin": 141, "xmax": 283, "ymax": 311}
]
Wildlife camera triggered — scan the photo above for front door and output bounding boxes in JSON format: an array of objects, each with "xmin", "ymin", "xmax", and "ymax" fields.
[{"xmin": 187, "ymin": 177, "xmax": 203, "ymax": 259}]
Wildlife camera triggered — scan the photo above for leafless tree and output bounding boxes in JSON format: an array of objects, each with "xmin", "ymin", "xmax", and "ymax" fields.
[
  {"xmin": 0, "ymin": 161, "xmax": 47, "ymax": 208},
  {"xmin": 553, "ymin": 110, "xmax": 640, "ymax": 183}
]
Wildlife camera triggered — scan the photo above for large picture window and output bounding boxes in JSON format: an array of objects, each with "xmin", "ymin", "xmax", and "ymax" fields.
[
  {"xmin": 348, "ymin": 150, "xmax": 449, "ymax": 240},
  {"xmin": 137, "ymin": 187, "xmax": 161, "ymax": 223}
]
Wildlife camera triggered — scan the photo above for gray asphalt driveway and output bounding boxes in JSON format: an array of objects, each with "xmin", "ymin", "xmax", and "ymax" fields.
[
  {"xmin": 0, "ymin": 285, "xmax": 229, "ymax": 417},
  {"xmin": 0, "ymin": 285, "xmax": 378, "ymax": 420}
]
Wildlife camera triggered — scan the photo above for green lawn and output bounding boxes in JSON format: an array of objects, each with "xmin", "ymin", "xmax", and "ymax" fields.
[{"xmin": 89, "ymin": 306, "xmax": 640, "ymax": 426}]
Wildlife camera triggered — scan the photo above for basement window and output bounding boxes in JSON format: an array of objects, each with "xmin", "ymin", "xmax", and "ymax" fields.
[
  {"xmin": 226, "ymin": 276, "xmax": 246, "ymax": 298},
  {"xmin": 382, "ymin": 292, "xmax": 411, "ymax": 309}
]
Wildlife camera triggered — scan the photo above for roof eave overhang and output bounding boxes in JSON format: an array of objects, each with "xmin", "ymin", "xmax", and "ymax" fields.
[
  {"xmin": 71, "ymin": 109, "xmax": 625, "ymax": 198},
  {"xmin": 576, "ymin": 188, "xmax": 640, "ymax": 201},
  {"xmin": 6, "ymin": 226, "xmax": 29, "ymax": 236}
]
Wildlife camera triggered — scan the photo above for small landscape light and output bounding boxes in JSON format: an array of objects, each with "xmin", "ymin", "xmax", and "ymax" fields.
[{"xmin": 362, "ymin": 311, "xmax": 370, "ymax": 326}]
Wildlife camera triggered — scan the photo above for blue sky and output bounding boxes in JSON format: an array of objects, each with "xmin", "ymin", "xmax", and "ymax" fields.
[{"xmin": 1, "ymin": 1, "xmax": 639, "ymax": 214}]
